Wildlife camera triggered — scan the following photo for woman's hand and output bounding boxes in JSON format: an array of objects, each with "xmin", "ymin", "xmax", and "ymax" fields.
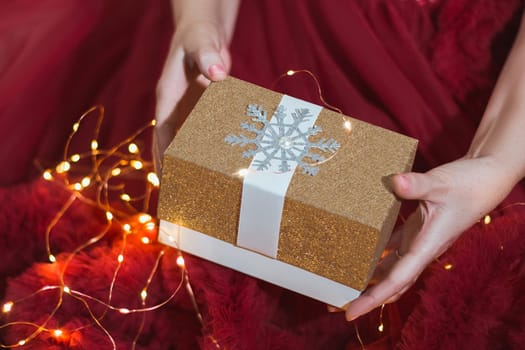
[
  {"xmin": 344, "ymin": 155, "xmax": 518, "ymax": 321},
  {"xmin": 154, "ymin": 0, "xmax": 240, "ymax": 156},
  {"xmin": 155, "ymin": 21, "xmax": 231, "ymax": 153}
]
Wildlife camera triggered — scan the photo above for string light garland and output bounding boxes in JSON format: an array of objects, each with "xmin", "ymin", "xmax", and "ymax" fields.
[
  {"xmin": 272, "ymin": 69, "xmax": 343, "ymax": 115},
  {"xmin": 0, "ymin": 106, "xmax": 218, "ymax": 349},
  {"xmin": 377, "ymin": 304, "xmax": 386, "ymax": 333},
  {"xmin": 239, "ymin": 68, "xmax": 353, "ymax": 177},
  {"xmin": 273, "ymin": 68, "xmax": 353, "ymax": 130}
]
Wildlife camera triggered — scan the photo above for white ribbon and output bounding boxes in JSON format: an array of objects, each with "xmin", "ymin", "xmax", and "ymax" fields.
[{"xmin": 236, "ymin": 95, "xmax": 322, "ymax": 257}]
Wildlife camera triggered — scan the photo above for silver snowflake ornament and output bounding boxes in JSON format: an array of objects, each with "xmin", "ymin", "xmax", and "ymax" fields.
[{"xmin": 225, "ymin": 104, "xmax": 340, "ymax": 176}]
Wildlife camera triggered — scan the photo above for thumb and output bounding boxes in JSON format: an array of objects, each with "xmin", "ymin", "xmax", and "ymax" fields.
[
  {"xmin": 392, "ymin": 172, "xmax": 434, "ymax": 201},
  {"xmin": 190, "ymin": 45, "xmax": 228, "ymax": 82}
]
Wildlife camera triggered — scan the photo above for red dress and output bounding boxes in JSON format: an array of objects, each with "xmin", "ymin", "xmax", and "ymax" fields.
[{"xmin": 1, "ymin": 1, "xmax": 524, "ymax": 349}]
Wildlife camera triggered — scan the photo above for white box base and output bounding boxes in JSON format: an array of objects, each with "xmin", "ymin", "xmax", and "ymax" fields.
[{"xmin": 158, "ymin": 220, "xmax": 361, "ymax": 308}]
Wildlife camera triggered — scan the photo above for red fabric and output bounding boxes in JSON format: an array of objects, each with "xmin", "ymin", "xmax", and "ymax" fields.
[
  {"xmin": 232, "ymin": 1, "xmax": 461, "ymax": 168},
  {"xmin": 1, "ymin": 0, "xmax": 525, "ymax": 349},
  {"xmin": 398, "ymin": 209, "xmax": 525, "ymax": 350},
  {"xmin": 0, "ymin": 0, "xmax": 172, "ymax": 185}
]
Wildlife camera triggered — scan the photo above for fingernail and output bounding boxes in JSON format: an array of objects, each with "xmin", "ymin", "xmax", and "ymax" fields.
[
  {"xmin": 345, "ymin": 297, "xmax": 372, "ymax": 322},
  {"xmin": 327, "ymin": 305, "xmax": 339, "ymax": 312},
  {"xmin": 395, "ymin": 173, "xmax": 406, "ymax": 182},
  {"xmin": 208, "ymin": 64, "xmax": 226, "ymax": 79},
  {"xmin": 346, "ymin": 312, "xmax": 357, "ymax": 322},
  {"xmin": 345, "ymin": 305, "xmax": 356, "ymax": 321}
]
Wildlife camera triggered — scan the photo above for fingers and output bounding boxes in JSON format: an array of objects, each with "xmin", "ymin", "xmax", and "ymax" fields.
[
  {"xmin": 345, "ymin": 207, "xmax": 434, "ymax": 320},
  {"xmin": 192, "ymin": 47, "xmax": 228, "ymax": 81},
  {"xmin": 184, "ymin": 28, "xmax": 231, "ymax": 82},
  {"xmin": 384, "ymin": 224, "xmax": 403, "ymax": 252},
  {"xmin": 156, "ymin": 48, "xmax": 188, "ymax": 126},
  {"xmin": 345, "ymin": 199, "xmax": 453, "ymax": 321},
  {"xmin": 345, "ymin": 248, "xmax": 429, "ymax": 321},
  {"xmin": 327, "ymin": 305, "xmax": 343, "ymax": 313}
]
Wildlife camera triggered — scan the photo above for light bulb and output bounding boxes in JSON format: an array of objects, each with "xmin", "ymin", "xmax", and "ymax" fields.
[
  {"xmin": 111, "ymin": 168, "xmax": 121, "ymax": 176},
  {"xmin": 147, "ymin": 172, "xmax": 160, "ymax": 187},
  {"xmin": 128, "ymin": 143, "xmax": 139, "ymax": 154},
  {"xmin": 130, "ymin": 160, "xmax": 143, "ymax": 170},
  {"xmin": 176, "ymin": 256, "xmax": 185, "ymax": 268},
  {"xmin": 138, "ymin": 214, "xmax": 152, "ymax": 224},
  {"xmin": 43, "ymin": 170, "xmax": 53, "ymax": 181},
  {"xmin": 2, "ymin": 301, "xmax": 13, "ymax": 313},
  {"xmin": 237, "ymin": 168, "xmax": 249, "ymax": 177},
  {"xmin": 81, "ymin": 177, "xmax": 91, "ymax": 187},
  {"xmin": 56, "ymin": 161, "xmax": 71, "ymax": 174},
  {"xmin": 70, "ymin": 154, "xmax": 81, "ymax": 162},
  {"xmin": 344, "ymin": 120, "xmax": 352, "ymax": 131}
]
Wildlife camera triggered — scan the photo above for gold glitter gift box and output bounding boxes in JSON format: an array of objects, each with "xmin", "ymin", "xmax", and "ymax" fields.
[{"xmin": 157, "ymin": 77, "xmax": 417, "ymax": 308}]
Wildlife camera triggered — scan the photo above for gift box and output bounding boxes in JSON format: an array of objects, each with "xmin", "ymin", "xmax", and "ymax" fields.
[{"xmin": 157, "ymin": 77, "xmax": 417, "ymax": 308}]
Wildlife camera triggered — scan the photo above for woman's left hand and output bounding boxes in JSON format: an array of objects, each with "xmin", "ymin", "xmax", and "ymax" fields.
[{"xmin": 343, "ymin": 154, "xmax": 517, "ymax": 321}]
